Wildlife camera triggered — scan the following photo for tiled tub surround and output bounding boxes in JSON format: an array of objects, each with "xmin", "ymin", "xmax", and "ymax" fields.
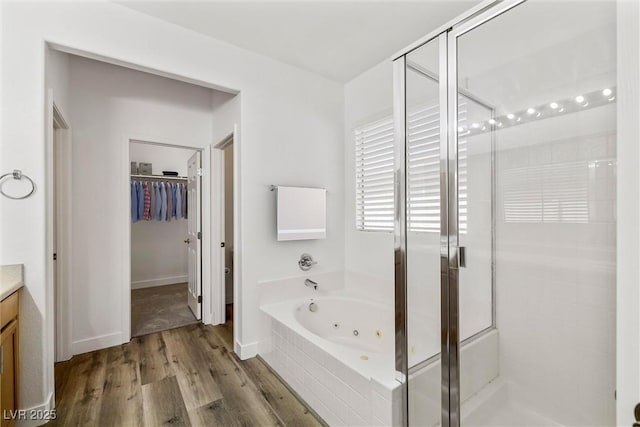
[
  {"xmin": 259, "ymin": 271, "xmax": 398, "ymax": 426},
  {"xmin": 261, "ymin": 299, "xmax": 398, "ymax": 426},
  {"xmin": 258, "ymin": 271, "xmax": 500, "ymax": 426}
]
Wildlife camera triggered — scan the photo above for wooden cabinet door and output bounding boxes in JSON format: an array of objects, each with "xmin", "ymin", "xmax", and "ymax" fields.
[{"xmin": 1, "ymin": 320, "xmax": 18, "ymax": 427}]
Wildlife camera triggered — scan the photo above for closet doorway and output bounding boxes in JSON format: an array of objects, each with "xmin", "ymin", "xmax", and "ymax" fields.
[
  {"xmin": 222, "ymin": 140, "xmax": 234, "ymax": 324},
  {"xmin": 129, "ymin": 140, "xmax": 203, "ymax": 338},
  {"xmin": 213, "ymin": 131, "xmax": 236, "ymax": 335}
]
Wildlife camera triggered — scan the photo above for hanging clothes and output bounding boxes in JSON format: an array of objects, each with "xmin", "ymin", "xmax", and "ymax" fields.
[
  {"xmin": 182, "ymin": 183, "xmax": 187, "ymax": 219},
  {"xmin": 143, "ymin": 182, "xmax": 151, "ymax": 221},
  {"xmin": 137, "ymin": 181, "xmax": 144, "ymax": 220},
  {"xmin": 131, "ymin": 181, "xmax": 139, "ymax": 223},
  {"xmin": 153, "ymin": 183, "xmax": 162, "ymax": 220},
  {"xmin": 176, "ymin": 183, "xmax": 182, "ymax": 219},
  {"xmin": 149, "ymin": 182, "xmax": 156, "ymax": 221},
  {"xmin": 156, "ymin": 182, "xmax": 164, "ymax": 221},
  {"xmin": 166, "ymin": 182, "xmax": 173, "ymax": 221},
  {"xmin": 160, "ymin": 182, "xmax": 168, "ymax": 221},
  {"xmin": 171, "ymin": 182, "xmax": 178, "ymax": 219},
  {"xmin": 131, "ymin": 178, "xmax": 187, "ymax": 223}
]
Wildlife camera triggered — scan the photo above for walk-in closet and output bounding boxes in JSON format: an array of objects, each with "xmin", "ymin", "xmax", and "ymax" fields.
[{"xmin": 130, "ymin": 142, "xmax": 202, "ymax": 337}]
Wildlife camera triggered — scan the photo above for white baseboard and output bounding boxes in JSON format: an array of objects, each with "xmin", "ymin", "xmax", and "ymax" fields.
[
  {"xmin": 235, "ymin": 340, "xmax": 258, "ymax": 360},
  {"xmin": 16, "ymin": 391, "xmax": 54, "ymax": 427},
  {"xmin": 71, "ymin": 332, "xmax": 122, "ymax": 355},
  {"xmin": 131, "ymin": 275, "xmax": 188, "ymax": 289}
]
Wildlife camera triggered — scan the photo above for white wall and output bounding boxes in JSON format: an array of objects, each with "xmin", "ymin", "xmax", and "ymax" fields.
[
  {"xmin": 1, "ymin": 1, "xmax": 344, "ymax": 413},
  {"xmin": 130, "ymin": 142, "xmax": 193, "ymax": 177},
  {"xmin": 46, "ymin": 48, "xmax": 70, "ymax": 119},
  {"xmin": 130, "ymin": 142, "xmax": 195, "ymax": 289},
  {"xmin": 2, "ymin": 44, "xmax": 76, "ymax": 417}
]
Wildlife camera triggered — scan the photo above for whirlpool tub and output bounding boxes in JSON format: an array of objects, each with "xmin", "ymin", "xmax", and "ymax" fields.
[{"xmin": 260, "ymin": 293, "xmax": 399, "ymax": 426}]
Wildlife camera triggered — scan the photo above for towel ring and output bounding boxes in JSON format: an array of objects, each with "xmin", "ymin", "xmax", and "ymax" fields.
[{"xmin": 0, "ymin": 170, "xmax": 36, "ymax": 200}]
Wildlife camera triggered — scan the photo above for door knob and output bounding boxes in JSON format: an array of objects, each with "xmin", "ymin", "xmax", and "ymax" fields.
[{"xmin": 184, "ymin": 238, "xmax": 191, "ymax": 244}]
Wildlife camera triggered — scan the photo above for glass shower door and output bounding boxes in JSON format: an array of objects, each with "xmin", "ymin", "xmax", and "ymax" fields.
[
  {"xmin": 395, "ymin": 34, "xmax": 446, "ymax": 427},
  {"xmin": 452, "ymin": 0, "xmax": 617, "ymax": 425}
]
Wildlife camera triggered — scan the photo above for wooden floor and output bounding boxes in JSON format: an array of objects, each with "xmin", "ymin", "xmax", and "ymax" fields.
[{"xmin": 51, "ymin": 323, "xmax": 325, "ymax": 426}]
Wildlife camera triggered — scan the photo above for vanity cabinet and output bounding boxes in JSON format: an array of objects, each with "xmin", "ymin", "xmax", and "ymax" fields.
[{"xmin": 0, "ymin": 291, "xmax": 19, "ymax": 427}]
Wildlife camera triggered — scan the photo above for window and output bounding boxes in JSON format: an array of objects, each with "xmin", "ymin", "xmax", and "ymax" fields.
[
  {"xmin": 355, "ymin": 117, "xmax": 395, "ymax": 231},
  {"xmin": 355, "ymin": 102, "xmax": 468, "ymax": 233}
]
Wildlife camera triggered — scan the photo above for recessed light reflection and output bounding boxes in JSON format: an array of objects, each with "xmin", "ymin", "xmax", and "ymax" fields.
[{"xmin": 462, "ymin": 87, "xmax": 616, "ymax": 136}]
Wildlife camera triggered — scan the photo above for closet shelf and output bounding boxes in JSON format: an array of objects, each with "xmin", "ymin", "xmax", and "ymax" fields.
[{"xmin": 130, "ymin": 174, "xmax": 188, "ymax": 181}]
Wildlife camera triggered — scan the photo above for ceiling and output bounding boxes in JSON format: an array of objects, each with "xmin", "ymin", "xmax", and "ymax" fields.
[{"xmin": 117, "ymin": 1, "xmax": 478, "ymax": 83}]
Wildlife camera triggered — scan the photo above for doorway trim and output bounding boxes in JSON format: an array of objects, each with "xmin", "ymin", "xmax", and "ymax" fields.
[
  {"xmin": 212, "ymin": 126, "xmax": 241, "ymax": 351},
  {"xmin": 121, "ymin": 136, "xmax": 211, "ymax": 343},
  {"xmin": 47, "ymin": 92, "xmax": 72, "ymax": 363}
]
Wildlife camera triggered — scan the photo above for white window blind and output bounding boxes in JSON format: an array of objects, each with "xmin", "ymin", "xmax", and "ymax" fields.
[
  {"xmin": 355, "ymin": 101, "xmax": 467, "ymax": 233},
  {"xmin": 355, "ymin": 117, "xmax": 395, "ymax": 231},
  {"xmin": 503, "ymin": 161, "xmax": 589, "ymax": 223}
]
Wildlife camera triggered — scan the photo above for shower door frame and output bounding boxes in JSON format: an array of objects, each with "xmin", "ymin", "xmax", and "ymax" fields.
[
  {"xmin": 393, "ymin": 1, "xmax": 526, "ymax": 426},
  {"xmin": 445, "ymin": 2, "xmax": 528, "ymax": 425}
]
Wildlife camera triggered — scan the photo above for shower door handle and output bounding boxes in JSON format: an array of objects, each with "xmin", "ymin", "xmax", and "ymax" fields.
[{"xmin": 458, "ymin": 246, "xmax": 467, "ymax": 268}]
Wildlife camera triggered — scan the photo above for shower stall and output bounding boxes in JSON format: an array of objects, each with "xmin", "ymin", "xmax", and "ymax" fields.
[{"xmin": 393, "ymin": 0, "xmax": 618, "ymax": 425}]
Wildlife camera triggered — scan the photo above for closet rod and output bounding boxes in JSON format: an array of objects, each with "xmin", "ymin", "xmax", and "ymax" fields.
[{"xmin": 130, "ymin": 174, "xmax": 188, "ymax": 181}]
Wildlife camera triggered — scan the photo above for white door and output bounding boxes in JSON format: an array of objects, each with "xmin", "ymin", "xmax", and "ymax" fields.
[
  {"xmin": 53, "ymin": 126, "xmax": 59, "ymax": 357},
  {"xmin": 187, "ymin": 152, "xmax": 202, "ymax": 319}
]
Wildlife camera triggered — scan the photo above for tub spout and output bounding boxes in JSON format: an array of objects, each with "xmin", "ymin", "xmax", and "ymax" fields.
[{"xmin": 304, "ymin": 278, "xmax": 318, "ymax": 290}]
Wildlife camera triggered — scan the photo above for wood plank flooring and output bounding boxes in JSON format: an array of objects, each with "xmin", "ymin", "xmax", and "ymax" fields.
[{"xmin": 51, "ymin": 323, "xmax": 325, "ymax": 427}]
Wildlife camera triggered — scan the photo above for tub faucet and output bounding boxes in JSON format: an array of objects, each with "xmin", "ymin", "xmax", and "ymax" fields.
[{"xmin": 304, "ymin": 279, "xmax": 318, "ymax": 290}]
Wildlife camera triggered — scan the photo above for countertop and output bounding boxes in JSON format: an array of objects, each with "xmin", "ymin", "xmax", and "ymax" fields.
[{"xmin": 0, "ymin": 264, "xmax": 23, "ymax": 301}]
